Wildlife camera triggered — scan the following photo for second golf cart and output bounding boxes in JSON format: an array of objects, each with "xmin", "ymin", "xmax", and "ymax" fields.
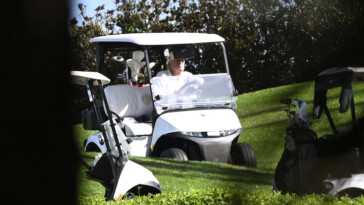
[
  {"xmin": 274, "ymin": 67, "xmax": 364, "ymax": 196},
  {"xmin": 71, "ymin": 71, "xmax": 161, "ymax": 201},
  {"xmin": 83, "ymin": 33, "xmax": 257, "ymax": 167}
]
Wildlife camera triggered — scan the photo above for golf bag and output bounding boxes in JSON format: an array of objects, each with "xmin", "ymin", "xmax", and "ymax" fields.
[
  {"xmin": 274, "ymin": 99, "xmax": 324, "ymax": 194},
  {"xmin": 274, "ymin": 126, "xmax": 324, "ymax": 194}
]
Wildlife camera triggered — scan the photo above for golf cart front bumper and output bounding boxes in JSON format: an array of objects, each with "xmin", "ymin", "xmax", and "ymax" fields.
[{"xmin": 153, "ymin": 128, "xmax": 242, "ymax": 163}]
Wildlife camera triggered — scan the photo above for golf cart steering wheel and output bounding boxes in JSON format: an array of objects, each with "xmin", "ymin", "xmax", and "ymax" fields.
[{"xmin": 177, "ymin": 81, "xmax": 201, "ymax": 95}]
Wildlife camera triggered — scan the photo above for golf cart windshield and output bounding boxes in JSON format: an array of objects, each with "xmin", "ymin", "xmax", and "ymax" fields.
[{"xmin": 151, "ymin": 73, "xmax": 236, "ymax": 114}]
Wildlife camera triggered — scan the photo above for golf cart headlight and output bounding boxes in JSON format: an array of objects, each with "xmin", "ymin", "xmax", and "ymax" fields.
[
  {"xmin": 182, "ymin": 132, "xmax": 204, "ymax": 137},
  {"xmin": 182, "ymin": 129, "xmax": 238, "ymax": 137},
  {"xmin": 221, "ymin": 129, "xmax": 238, "ymax": 136},
  {"xmin": 321, "ymin": 182, "xmax": 334, "ymax": 194}
]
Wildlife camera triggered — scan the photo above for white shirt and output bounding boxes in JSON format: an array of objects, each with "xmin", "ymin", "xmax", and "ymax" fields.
[{"xmin": 156, "ymin": 69, "xmax": 193, "ymax": 77}]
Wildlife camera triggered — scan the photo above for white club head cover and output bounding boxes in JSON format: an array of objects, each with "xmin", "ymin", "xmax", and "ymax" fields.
[{"xmin": 126, "ymin": 59, "xmax": 139, "ymax": 82}]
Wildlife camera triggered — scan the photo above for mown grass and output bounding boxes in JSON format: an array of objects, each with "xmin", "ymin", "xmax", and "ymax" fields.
[
  {"xmin": 77, "ymin": 151, "xmax": 273, "ymax": 196},
  {"xmin": 74, "ymin": 81, "xmax": 364, "ymax": 204}
]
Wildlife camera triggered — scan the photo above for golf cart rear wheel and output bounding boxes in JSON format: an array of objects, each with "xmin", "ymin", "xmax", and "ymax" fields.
[
  {"xmin": 230, "ymin": 143, "xmax": 257, "ymax": 167},
  {"xmin": 160, "ymin": 148, "xmax": 188, "ymax": 161}
]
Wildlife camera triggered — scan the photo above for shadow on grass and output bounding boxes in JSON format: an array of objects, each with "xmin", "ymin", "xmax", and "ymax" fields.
[
  {"xmin": 237, "ymin": 105, "xmax": 284, "ymax": 119},
  {"xmin": 245, "ymin": 118, "xmax": 287, "ymax": 130},
  {"xmin": 131, "ymin": 157, "xmax": 274, "ymax": 189},
  {"xmin": 237, "ymin": 85, "xmax": 355, "ymax": 125},
  {"xmin": 237, "ymin": 82, "xmax": 314, "ymax": 119}
]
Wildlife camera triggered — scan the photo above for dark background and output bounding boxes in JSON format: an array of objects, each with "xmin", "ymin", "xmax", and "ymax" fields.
[{"xmin": 3, "ymin": 1, "xmax": 78, "ymax": 204}]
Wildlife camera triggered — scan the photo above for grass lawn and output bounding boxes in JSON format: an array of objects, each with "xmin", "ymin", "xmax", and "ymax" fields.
[{"xmin": 74, "ymin": 81, "xmax": 364, "ymax": 203}]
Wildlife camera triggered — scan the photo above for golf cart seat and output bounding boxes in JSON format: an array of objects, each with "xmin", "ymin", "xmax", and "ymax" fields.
[{"xmin": 104, "ymin": 84, "xmax": 153, "ymax": 137}]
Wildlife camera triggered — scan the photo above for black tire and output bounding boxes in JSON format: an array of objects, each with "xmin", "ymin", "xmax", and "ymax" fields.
[
  {"xmin": 230, "ymin": 143, "xmax": 257, "ymax": 167},
  {"xmin": 337, "ymin": 188, "xmax": 364, "ymax": 198},
  {"xmin": 160, "ymin": 148, "xmax": 188, "ymax": 161}
]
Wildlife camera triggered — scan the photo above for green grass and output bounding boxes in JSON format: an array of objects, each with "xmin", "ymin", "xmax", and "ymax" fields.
[
  {"xmin": 74, "ymin": 81, "xmax": 364, "ymax": 204},
  {"xmin": 77, "ymin": 155, "xmax": 272, "ymax": 196}
]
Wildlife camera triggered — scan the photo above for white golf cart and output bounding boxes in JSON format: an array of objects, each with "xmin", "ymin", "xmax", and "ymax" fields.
[
  {"xmin": 82, "ymin": 33, "xmax": 257, "ymax": 167},
  {"xmin": 314, "ymin": 67, "xmax": 364, "ymax": 197},
  {"xmin": 71, "ymin": 71, "xmax": 161, "ymax": 201}
]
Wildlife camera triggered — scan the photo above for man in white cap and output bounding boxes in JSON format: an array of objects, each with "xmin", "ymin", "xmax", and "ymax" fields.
[{"xmin": 156, "ymin": 50, "xmax": 193, "ymax": 77}]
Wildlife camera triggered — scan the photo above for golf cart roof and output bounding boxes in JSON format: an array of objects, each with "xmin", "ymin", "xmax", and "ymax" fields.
[
  {"xmin": 90, "ymin": 33, "xmax": 225, "ymax": 46},
  {"xmin": 315, "ymin": 67, "xmax": 364, "ymax": 91},
  {"xmin": 70, "ymin": 71, "xmax": 110, "ymax": 86}
]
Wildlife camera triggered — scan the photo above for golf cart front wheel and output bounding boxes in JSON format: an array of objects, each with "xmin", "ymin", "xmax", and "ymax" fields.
[
  {"xmin": 230, "ymin": 143, "xmax": 257, "ymax": 167},
  {"xmin": 160, "ymin": 148, "xmax": 188, "ymax": 161}
]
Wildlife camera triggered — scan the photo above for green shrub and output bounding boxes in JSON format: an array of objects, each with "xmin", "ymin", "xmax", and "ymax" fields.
[{"xmin": 79, "ymin": 188, "xmax": 364, "ymax": 205}]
